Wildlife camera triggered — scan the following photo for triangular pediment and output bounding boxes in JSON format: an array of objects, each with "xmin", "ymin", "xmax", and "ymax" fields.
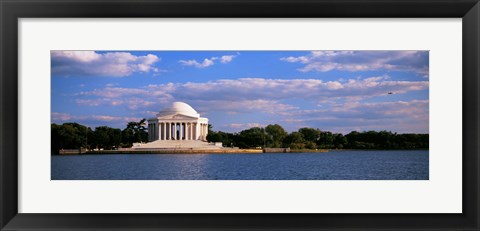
[{"xmin": 157, "ymin": 113, "xmax": 198, "ymax": 120}]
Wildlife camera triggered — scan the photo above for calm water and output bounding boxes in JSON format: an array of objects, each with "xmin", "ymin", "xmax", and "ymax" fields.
[{"xmin": 51, "ymin": 150, "xmax": 428, "ymax": 180}]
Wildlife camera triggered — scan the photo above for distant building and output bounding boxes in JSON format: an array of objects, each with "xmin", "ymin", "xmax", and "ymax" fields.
[
  {"xmin": 147, "ymin": 102, "xmax": 209, "ymax": 141},
  {"xmin": 132, "ymin": 102, "xmax": 219, "ymax": 150}
]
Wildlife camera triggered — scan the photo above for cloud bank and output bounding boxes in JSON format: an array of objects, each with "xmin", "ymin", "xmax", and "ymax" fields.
[
  {"xmin": 179, "ymin": 55, "xmax": 237, "ymax": 68},
  {"xmin": 51, "ymin": 51, "xmax": 160, "ymax": 77},
  {"xmin": 281, "ymin": 51, "xmax": 429, "ymax": 77},
  {"xmin": 64, "ymin": 77, "xmax": 429, "ymax": 133}
]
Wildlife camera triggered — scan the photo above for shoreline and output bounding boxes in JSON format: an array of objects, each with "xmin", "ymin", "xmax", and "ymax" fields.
[
  {"xmin": 83, "ymin": 148, "xmax": 263, "ymax": 155},
  {"xmin": 56, "ymin": 148, "xmax": 427, "ymax": 155}
]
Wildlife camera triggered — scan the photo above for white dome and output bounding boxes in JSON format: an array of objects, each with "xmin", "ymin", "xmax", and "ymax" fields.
[{"xmin": 157, "ymin": 102, "xmax": 200, "ymax": 118}]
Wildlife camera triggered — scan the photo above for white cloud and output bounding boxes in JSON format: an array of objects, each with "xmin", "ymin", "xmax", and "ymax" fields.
[
  {"xmin": 76, "ymin": 97, "xmax": 157, "ymax": 109},
  {"xmin": 76, "ymin": 99, "xmax": 104, "ymax": 106},
  {"xmin": 51, "ymin": 51, "xmax": 160, "ymax": 77},
  {"xmin": 192, "ymin": 99, "xmax": 298, "ymax": 115},
  {"xmin": 226, "ymin": 123, "xmax": 263, "ymax": 130},
  {"xmin": 280, "ymin": 56, "xmax": 309, "ymax": 63},
  {"xmin": 281, "ymin": 100, "xmax": 429, "ymax": 133},
  {"xmin": 220, "ymin": 55, "xmax": 236, "ymax": 63},
  {"xmin": 179, "ymin": 58, "xmax": 216, "ymax": 68},
  {"xmin": 160, "ymin": 77, "xmax": 428, "ymax": 102},
  {"xmin": 51, "ymin": 51, "xmax": 100, "ymax": 62},
  {"xmin": 179, "ymin": 54, "xmax": 236, "ymax": 68},
  {"xmin": 73, "ymin": 77, "xmax": 428, "ymax": 128},
  {"xmin": 51, "ymin": 112, "xmax": 73, "ymax": 121},
  {"xmin": 70, "ymin": 76, "xmax": 428, "ymax": 133},
  {"xmin": 78, "ymin": 87, "xmax": 149, "ymax": 98},
  {"xmin": 281, "ymin": 51, "xmax": 429, "ymax": 77}
]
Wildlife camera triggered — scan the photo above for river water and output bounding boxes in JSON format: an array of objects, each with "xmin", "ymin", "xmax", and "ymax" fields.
[{"xmin": 51, "ymin": 150, "xmax": 428, "ymax": 180}]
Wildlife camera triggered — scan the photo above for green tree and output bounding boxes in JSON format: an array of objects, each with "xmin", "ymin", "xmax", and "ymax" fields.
[
  {"xmin": 52, "ymin": 121, "xmax": 429, "ymax": 152},
  {"xmin": 208, "ymin": 124, "xmax": 213, "ymax": 133},
  {"xmin": 206, "ymin": 131, "xmax": 222, "ymax": 142},
  {"xmin": 298, "ymin": 127, "xmax": 321, "ymax": 142},
  {"xmin": 333, "ymin": 133, "xmax": 348, "ymax": 149},
  {"xmin": 92, "ymin": 126, "xmax": 122, "ymax": 150},
  {"xmin": 236, "ymin": 127, "xmax": 265, "ymax": 148},
  {"xmin": 318, "ymin": 131, "xmax": 335, "ymax": 148},
  {"xmin": 121, "ymin": 118, "xmax": 148, "ymax": 147},
  {"xmin": 206, "ymin": 125, "xmax": 222, "ymax": 143},
  {"xmin": 265, "ymin": 124, "xmax": 288, "ymax": 148},
  {"xmin": 51, "ymin": 123, "xmax": 61, "ymax": 154},
  {"xmin": 284, "ymin": 132, "xmax": 305, "ymax": 149},
  {"xmin": 345, "ymin": 131, "xmax": 361, "ymax": 144},
  {"xmin": 51, "ymin": 122, "xmax": 90, "ymax": 154}
]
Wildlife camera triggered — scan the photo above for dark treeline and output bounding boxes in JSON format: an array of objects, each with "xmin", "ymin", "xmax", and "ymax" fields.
[
  {"xmin": 51, "ymin": 121, "xmax": 428, "ymax": 154},
  {"xmin": 207, "ymin": 124, "xmax": 428, "ymax": 150},
  {"xmin": 51, "ymin": 119, "xmax": 148, "ymax": 154}
]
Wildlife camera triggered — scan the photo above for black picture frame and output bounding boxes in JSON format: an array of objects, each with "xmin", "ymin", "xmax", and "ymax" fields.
[{"xmin": 1, "ymin": 0, "xmax": 479, "ymax": 230}]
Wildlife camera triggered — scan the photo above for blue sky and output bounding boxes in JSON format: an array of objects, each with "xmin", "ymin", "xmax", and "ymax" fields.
[{"xmin": 51, "ymin": 50, "xmax": 429, "ymax": 134}]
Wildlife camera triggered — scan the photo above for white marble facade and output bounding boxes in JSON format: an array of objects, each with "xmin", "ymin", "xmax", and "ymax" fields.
[{"xmin": 147, "ymin": 102, "xmax": 208, "ymax": 142}]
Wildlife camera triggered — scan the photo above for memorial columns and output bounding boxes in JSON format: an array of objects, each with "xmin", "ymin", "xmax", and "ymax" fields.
[
  {"xmin": 203, "ymin": 123, "xmax": 206, "ymax": 140},
  {"xmin": 154, "ymin": 123, "xmax": 157, "ymax": 140},
  {"xmin": 168, "ymin": 123, "xmax": 172, "ymax": 140},
  {"xmin": 190, "ymin": 123, "xmax": 193, "ymax": 140},
  {"xmin": 193, "ymin": 123, "xmax": 195, "ymax": 140},
  {"xmin": 180, "ymin": 122, "xmax": 183, "ymax": 140},
  {"xmin": 162, "ymin": 122, "xmax": 166, "ymax": 140},
  {"xmin": 151, "ymin": 120, "xmax": 208, "ymax": 141},
  {"xmin": 198, "ymin": 123, "xmax": 201, "ymax": 140},
  {"xmin": 185, "ymin": 123, "xmax": 188, "ymax": 140},
  {"xmin": 174, "ymin": 122, "xmax": 177, "ymax": 140}
]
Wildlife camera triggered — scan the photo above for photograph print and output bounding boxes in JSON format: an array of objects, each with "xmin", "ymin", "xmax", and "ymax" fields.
[{"xmin": 51, "ymin": 50, "xmax": 429, "ymax": 180}]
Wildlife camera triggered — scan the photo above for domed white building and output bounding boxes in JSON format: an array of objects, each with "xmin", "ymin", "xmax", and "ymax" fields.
[
  {"xmin": 131, "ymin": 102, "xmax": 221, "ymax": 150},
  {"xmin": 147, "ymin": 102, "xmax": 209, "ymax": 141}
]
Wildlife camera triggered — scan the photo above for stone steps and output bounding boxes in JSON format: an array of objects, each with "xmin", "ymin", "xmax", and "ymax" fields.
[{"xmin": 132, "ymin": 140, "xmax": 222, "ymax": 150}]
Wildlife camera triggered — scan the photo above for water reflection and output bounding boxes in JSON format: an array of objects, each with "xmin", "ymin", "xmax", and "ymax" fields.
[{"xmin": 51, "ymin": 150, "xmax": 429, "ymax": 180}]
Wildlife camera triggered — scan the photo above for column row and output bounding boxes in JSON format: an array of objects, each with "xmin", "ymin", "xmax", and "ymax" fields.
[
  {"xmin": 157, "ymin": 122, "xmax": 197, "ymax": 141},
  {"xmin": 150, "ymin": 122, "xmax": 210, "ymax": 141},
  {"xmin": 148, "ymin": 123, "xmax": 158, "ymax": 141},
  {"xmin": 199, "ymin": 123, "xmax": 208, "ymax": 141}
]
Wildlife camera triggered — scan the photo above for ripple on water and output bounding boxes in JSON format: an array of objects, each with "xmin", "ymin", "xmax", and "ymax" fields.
[{"xmin": 51, "ymin": 150, "xmax": 429, "ymax": 180}]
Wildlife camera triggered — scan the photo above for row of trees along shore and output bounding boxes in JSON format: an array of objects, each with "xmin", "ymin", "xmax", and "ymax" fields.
[
  {"xmin": 51, "ymin": 120, "xmax": 428, "ymax": 154},
  {"xmin": 207, "ymin": 124, "xmax": 428, "ymax": 150},
  {"xmin": 51, "ymin": 119, "xmax": 149, "ymax": 155}
]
